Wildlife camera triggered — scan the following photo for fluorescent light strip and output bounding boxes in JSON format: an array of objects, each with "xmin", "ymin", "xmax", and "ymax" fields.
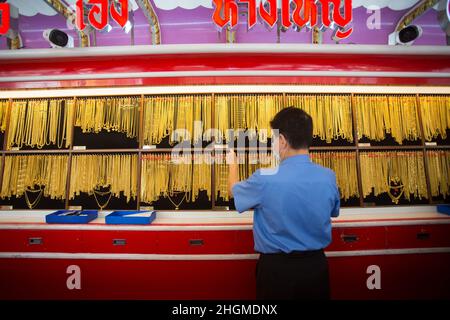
[
  {"xmin": 1, "ymin": 70, "xmax": 449, "ymax": 83},
  {"xmin": 1, "ymin": 85, "xmax": 450, "ymax": 99},
  {"xmin": 1, "ymin": 44, "xmax": 450, "ymax": 60}
]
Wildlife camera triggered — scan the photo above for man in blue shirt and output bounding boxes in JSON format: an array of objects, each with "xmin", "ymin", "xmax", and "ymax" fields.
[{"xmin": 227, "ymin": 107, "xmax": 340, "ymax": 300}]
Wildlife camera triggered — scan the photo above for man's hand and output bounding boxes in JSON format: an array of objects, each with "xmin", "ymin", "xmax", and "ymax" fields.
[
  {"xmin": 227, "ymin": 148, "xmax": 239, "ymax": 197},
  {"xmin": 226, "ymin": 148, "xmax": 237, "ymax": 165}
]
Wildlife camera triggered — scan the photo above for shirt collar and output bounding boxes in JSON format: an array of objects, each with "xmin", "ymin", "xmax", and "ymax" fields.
[{"xmin": 280, "ymin": 154, "xmax": 311, "ymax": 165}]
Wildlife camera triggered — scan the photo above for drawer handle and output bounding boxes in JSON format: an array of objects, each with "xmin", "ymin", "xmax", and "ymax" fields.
[
  {"xmin": 189, "ymin": 239, "xmax": 204, "ymax": 246},
  {"xmin": 28, "ymin": 237, "xmax": 43, "ymax": 245},
  {"xmin": 341, "ymin": 234, "xmax": 358, "ymax": 243},
  {"xmin": 417, "ymin": 232, "xmax": 430, "ymax": 240},
  {"xmin": 113, "ymin": 239, "xmax": 127, "ymax": 246}
]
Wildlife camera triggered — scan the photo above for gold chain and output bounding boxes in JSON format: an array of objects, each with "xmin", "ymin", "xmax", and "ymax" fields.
[
  {"xmin": 7, "ymin": 99, "xmax": 74, "ymax": 149},
  {"xmin": 311, "ymin": 151, "xmax": 359, "ymax": 201},
  {"xmin": 214, "ymin": 152, "xmax": 276, "ymax": 201},
  {"xmin": 0, "ymin": 154, "xmax": 68, "ymax": 201},
  {"xmin": 74, "ymin": 97, "xmax": 139, "ymax": 138},
  {"xmin": 92, "ymin": 185, "xmax": 113, "ymax": 210},
  {"xmin": 354, "ymin": 95, "xmax": 420, "ymax": 144},
  {"xmin": 69, "ymin": 154, "xmax": 138, "ymax": 204},
  {"xmin": 360, "ymin": 151, "xmax": 428, "ymax": 203},
  {"xmin": 143, "ymin": 95, "xmax": 212, "ymax": 145},
  {"xmin": 140, "ymin": 153, "xmax": 212, "ymax": 206},
  {"xmin": 24, "ymin": 185, "xmax": 44, "ymax": 209},
  {"xmin": 215, "ymin": 94, "xmax": 283, "ymax": 143},
  {"xmin": 286, "ymin": 94, "xmax": 354, "ymax": 143},
  {"xmin": 419, "ymin": 95, "xmax": 450, "ymax": 141},
  {"xmin": 0, "ymin": 99, "xmax": 9, "ymax": 133},
  {"xmin": 426, "ymin": 150, "xmax": 450, "ymax": 198}
]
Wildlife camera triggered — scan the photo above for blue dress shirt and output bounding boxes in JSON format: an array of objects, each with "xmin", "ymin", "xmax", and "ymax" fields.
[{"xmin": 232, "ymin": 154, "xmax": 340, "ymax": 253}]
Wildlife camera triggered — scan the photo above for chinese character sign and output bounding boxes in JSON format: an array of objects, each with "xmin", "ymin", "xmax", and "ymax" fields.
[
  {"xmin": 0, "ymin": 3, "xmax": 10, "ymax": 36},
  {"xmin": 212, "ymin": 0, "xmax": 353, "ymax": 40},
  {"xmin": 76, "ymin": 0, "xmax": 129, "ymax": 31}
]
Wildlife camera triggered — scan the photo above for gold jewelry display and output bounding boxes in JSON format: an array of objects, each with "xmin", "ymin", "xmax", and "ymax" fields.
[
  {"xmin": 140, "ymin": 153, "xmax": 212, "ymax": 206},
  {"xmin": 0, "ymin": 99, "xmax": 9, "ymax": 133},
  {"xmin": 1, "ymin": 93, "xmax": 449, "ymax": 210},
  {"xmin": 74, "ymin": 97, "xmax": 139, "ymax": 138},
  {"xmin": 69, "ymin": 154, "xmax": 138, "ymax": 206},
  {"xmin": 7, "ymin": 99, "xmax": 74, "ymax": 149},
  {"xmin": 354, "ymin": 95, "xmax": 420, "ymax": 144},
  {"xmin": 426, "ymin": 150, "xmax": 450, "ymax": 198},
  {"xmin": 214, "ymin": 152, "xmax": 276, "ymax": 201},
  {"xmin": 419, "ymin": 95, "xmax": 450, "ymax": 141},
  {"xmin": 215, "ymin": 94, "xmax": 284, "ymax": 143},
  {"xmin": 286, "ymin": 94, "xmax": 354, "ymax": 143},
  {"xmin": 311, "ymin": 152, "xmax": 359, "ymax": 201},
  {"xmin": 142, "ymin": 95, "xmax": 212, "ymax": 145},
  {"xmin": 359, "ymin": 151, "xmax": 428, "ymax": 203},
  {"xmin": 0, "ymin": 154, "xmax": 68, "ymax": 202}
]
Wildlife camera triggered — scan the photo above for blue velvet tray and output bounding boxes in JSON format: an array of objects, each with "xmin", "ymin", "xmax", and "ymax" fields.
[
  {"xmin": 46, "ymin": 210, "xmax": 98, "ymax": 224},
  {"xmin": 105, "ymin": 210, "xmax": 156, "ymax": 225},
  {"xmin": 437, "ymin": 204, "xmax": 450, "ymax": 216}
]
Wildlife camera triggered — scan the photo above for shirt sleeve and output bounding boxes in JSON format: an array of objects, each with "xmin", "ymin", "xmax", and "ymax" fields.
[
  {"xmin": 331, "ymin": 173, "xmax": 341, "ymax": 218},
  {"xmin": 232, "ymin": 169, "xmax": 265, "ymax": 213}
]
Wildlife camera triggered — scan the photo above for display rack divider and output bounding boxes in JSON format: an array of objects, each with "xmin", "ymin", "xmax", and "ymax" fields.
[
  {"xmin": 416, "ymin": 94, "xmax": 433, "ymax": 204},
  {"xmin": 136, "ymin": 94, "xmax": 145, "ymax": 210},
  {"xmin": 0, "ymin": 98, "xmax": 12, "ymax": 198},
  {"xmin": 2, "ymin": 98, "xmax": 12, "ymax": 151},
  {"xmin": 64, "ymin": 96, "xmax": 77, "ymax": 209},
  {"xmin": 211, "ymin": 93, "xmax": 216, "ymax": 209},
  {"xmin": 350, "ymin": 94, "xmax": 365, "ymax": 207}
]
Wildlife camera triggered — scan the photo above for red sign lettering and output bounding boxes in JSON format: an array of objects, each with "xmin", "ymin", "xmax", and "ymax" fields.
[
  {"xmin": 212, "ymin": 0, "xmax": 353, "ymax": 40},
  {"xmin": 0, "ymin": 3, "xmax": 10, "ymax": 36},
  {"xmin": 76, "ymin": 0, "xmax": 128, "ymax": 31}
]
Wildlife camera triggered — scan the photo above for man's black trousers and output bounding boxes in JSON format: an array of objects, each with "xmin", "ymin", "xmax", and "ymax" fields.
[{"xmin": 256, "ymin": 249, "xmax": 330, "ymax": 300}]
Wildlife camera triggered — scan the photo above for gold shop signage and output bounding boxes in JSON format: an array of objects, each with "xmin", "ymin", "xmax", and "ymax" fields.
[{"xmin": 212, "ymin": 0, "xmax": 354, "ymax": 40}]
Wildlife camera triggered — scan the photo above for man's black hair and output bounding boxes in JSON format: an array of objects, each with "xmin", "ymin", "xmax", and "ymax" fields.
[{"xmin": 269, "ymin": 106, "xmax": 313, "ymax": 149}]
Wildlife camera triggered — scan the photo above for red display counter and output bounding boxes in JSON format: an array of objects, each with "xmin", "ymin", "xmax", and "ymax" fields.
[{"xmin": 0, "ymin": 207, "xmax": 449, "ymax": 300}]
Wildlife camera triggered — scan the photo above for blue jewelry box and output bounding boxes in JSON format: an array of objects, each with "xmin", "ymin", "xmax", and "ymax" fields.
[
  {"xmin": 437, "ymin": 204, "xmax": 450, "ymax": 216},
  {"xmin": 105, "ymin": 210, "xmax": 157, "ymax": 225},
  {"xmin": 46, "ymin": 210, "xmax": 98, "ymax": 224}
]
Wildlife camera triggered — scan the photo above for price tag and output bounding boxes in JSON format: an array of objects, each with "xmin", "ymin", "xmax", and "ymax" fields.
[
  {"xmin": 425, "ymin": 142, "xmax": 437, "ymax": 146},
  {"xmin": 142, "ymin": 145, "xmax": 156, "ymax": 150},
  {"xmin": 213, "ymin": 206, "xmax": 230, "ymax": 211},
  {"xmin": 73, "ymin": 146, "xmax": 86, "ymax": 150},
  {"xmin": 0, "ymin": 205, "xmax": 13, "ymax": 210},
  {"xmin": 68, "ymin": 206, "xmax": 82, "ymax": 210},
  {"xmin": 358, "ymin": 143, "xmax": 371, "ymax": 147},
  {"xmin": 140, "ymin": 206, "xmax": 154, "ymax": 211}
]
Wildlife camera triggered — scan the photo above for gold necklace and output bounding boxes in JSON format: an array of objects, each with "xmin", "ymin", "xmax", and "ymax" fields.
[
  {"xmin": 93, "ymin": 184, "xmax": 112, "ymax": 210},
  {"xmin": 419, "ymin": 95, "xmax": 450, "ymax": 141},
  {"xmin": 24, "ymin": 185, "xmax": 44, "ymax": 209},
  {"xmin": 0, "ymin": 99, "xmax": 8, "ymax": 132},
  {"xmin": 167, "ymin": 191, "xmax": 186, "ymax": 210},
  {"xmin": 354, "ymin": 95, "xmax": 420, "ymax": 144}
]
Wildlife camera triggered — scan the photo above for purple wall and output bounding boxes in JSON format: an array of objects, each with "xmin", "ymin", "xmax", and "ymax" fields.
[{"xmin": 0, "ymin": 3, "xmax": 446, "ymax": 49}]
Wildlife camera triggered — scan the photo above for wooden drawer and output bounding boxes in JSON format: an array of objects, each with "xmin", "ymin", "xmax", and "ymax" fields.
[
  {"xmin": 327, "ymin": 227, "xmax": 387, "ymax": 251},
  {"xmin": 386, "ymin": 224, "xmax": 450, "ymax": 249}
]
